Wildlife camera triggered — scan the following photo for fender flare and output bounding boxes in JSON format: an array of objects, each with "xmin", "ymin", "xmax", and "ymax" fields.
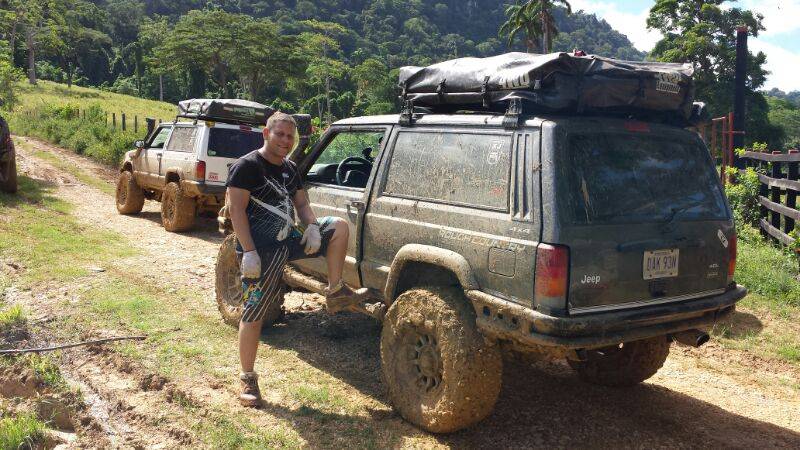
[
  {"xmin": 164, "ymin": 167, "xmax": 185, "ymax": 184},
  {"xmin": 384, "ymin": 244, "xmax": 479, "ymax": 303}
]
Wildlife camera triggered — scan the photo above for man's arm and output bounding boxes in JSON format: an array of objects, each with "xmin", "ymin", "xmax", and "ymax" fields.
[
  {"xmin": 228, "ymin": 187, "xmax": 256, "ymax": 252},
  {"xmin": 293, "ymin": 189, "xmax": 318, "ymax": 226}
]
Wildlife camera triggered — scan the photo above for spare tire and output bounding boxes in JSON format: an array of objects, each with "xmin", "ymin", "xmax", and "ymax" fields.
[{"xmin": 568, "ymin": 336, "xmax": 671, "ymax": 387}]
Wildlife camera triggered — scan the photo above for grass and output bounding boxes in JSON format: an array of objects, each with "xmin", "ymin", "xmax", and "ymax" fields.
[
  {"xmin": 13, "ymin": 80, "xmax": 175, "ymax": 123},
  {"xmin": 8, "ymin": 80, "xmax": 177, "ymax": 167},
  {"xmin": 0, "ymin": 414, "xmax": 46, "ymax": 450},
  {"xmin": 0, "ymin": 304, "xmax": 25, "ymax": 329},
  {"xmin": 0, "ymin": 176, "xmax": 136, "ymax": 286},
  {"xmin": 707, "ymin": 223, "xmax": 800, "ymax": 365}
]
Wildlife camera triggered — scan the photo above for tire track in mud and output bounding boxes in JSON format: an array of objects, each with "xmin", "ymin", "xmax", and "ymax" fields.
[{"xmin": 9, "ymin": 136, "xmax": 800, "ymax": 448}]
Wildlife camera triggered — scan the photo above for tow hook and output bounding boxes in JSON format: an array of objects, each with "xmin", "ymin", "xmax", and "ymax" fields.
[{"xmin": 671, "ymin": 329, "xmax": 710, "ymax": 348}]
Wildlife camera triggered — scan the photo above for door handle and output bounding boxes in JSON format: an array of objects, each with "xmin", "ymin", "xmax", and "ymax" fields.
[{"xmin": 347, "ymin": 200, "xmax": 365, "ymax": 219}]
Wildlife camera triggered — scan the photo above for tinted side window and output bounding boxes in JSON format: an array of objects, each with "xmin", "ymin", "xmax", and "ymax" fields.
[
  {"xmin": 207, "ymin": 128, "xmax": 264, "ymax": 159},
  {"xmin": 148, "ymin": 126, "xmax": 172, "ymax": 149},
  {"xmin": 384, "ymin": 131, "xmax": 512, "ymax": 210},
  {"xmin": 165, "ymin": 127, "xmax": 196, "ymax": 153}
]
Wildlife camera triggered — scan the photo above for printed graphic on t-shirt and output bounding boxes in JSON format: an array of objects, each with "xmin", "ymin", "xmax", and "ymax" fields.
[{"xmin": 247, "ymin": 171, "xmax": 298, "ymax": 242}]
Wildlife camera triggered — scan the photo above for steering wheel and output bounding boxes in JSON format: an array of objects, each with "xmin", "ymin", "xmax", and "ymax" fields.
[{"xmin": 336, "ymin": 156, "xmax": 372, "ymax": 185}]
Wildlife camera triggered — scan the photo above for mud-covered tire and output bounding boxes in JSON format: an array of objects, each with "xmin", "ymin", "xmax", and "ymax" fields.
[
  {"xmin": 568, "ymin": 336, "xmax": 670, "ymax": 387},
  {"xmin": 161, "ymin": 181, "xmax": 195, "ymax": 232},
  {"xmin": 380, "ymin": 286, "xmax": 502, "ymax": 433},
  {"xmin": 215, "ymin": 233, "xmax": 284, "ymax": 327},
  {"xmin": 0, "ymin": 153, "xmax": 17, "ymax": 194},
  {"xmin": 115, "ymin": 171, "xmax": 144, "ymax": 214}
]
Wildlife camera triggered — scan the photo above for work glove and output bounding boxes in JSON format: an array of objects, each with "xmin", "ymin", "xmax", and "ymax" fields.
[
  {"xmin": 300, "ymin": 223, "xmax": 322, "ymax": 255},
  {"xmin": 241, "ymin": 250, "xmax": 261, "ymax": 279}
]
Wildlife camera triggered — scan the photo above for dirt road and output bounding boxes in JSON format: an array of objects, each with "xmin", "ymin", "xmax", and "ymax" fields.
[{"xmin": 4, "ymin": 137, "xmax": 800, "ymax": 448}]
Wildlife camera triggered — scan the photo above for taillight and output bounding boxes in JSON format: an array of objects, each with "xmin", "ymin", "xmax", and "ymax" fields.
[
  {"xmin": 196, "ymin": 161, "xmax": 206, "ymax": 180},
  {"xmin": 534, "ymin": 244, "xmax": 569, "ymax": 310},
  {"xmin": 728, "ymin": 232, "xmax": 737, "ymax": 283}
]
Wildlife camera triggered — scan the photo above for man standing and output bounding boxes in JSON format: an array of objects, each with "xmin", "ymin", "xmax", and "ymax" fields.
[
  {"xmin": 226, "ymin": 112, "xmax": 368, "ymax": 407},
  {"xmin": 0, "ymin": 114, "xmax": 17, "ymax": 194}
]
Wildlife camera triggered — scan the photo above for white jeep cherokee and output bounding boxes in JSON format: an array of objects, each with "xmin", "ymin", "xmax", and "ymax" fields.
[{"xmin": 115, "ymin": 99, "xmax": 311, "ymax": 232}]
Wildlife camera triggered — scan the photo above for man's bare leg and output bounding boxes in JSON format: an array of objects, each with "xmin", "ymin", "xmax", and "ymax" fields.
[
  {"xmin": 324, "ymin": 218, "xmax": 349, "ymax": 288},
  {"xmin": 239, "ymin": 318, "xmax": 264, "ymax": 373},
  {"xmin": 323, "ymin": 218, "xmax": 382, "ymax": 317}
]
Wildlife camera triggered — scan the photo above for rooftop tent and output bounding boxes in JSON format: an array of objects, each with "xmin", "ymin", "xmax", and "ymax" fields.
[
  {"xmin": 178, "ymin": 98, "xmax": 274, "ymax": 126},
  {"xmin": 176, "ymin": 98, "xmax": 312, "ymax": 139},
  {"xmin": 398, "ymin": 52, "xmax": 697, "ymax": 124}
]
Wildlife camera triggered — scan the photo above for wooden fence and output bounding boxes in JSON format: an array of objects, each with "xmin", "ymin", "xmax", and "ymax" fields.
[
  {"xmin": 22, "ymin": 108, "xmax": 163, "ymax": 136},
  {"xmin": 741, "ymin": 150, "xmax": 800, "ymax": 246}
]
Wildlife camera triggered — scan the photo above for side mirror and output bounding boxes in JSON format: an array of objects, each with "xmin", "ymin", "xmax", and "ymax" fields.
[{"xmin": 133, "ymin": 140, "xmax": 145, "ymax": 158}]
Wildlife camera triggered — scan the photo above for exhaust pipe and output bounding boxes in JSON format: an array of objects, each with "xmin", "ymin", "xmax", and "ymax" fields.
[{"xmin": 672, "ymin": 329, "xmax": 710, "ymax": 348}]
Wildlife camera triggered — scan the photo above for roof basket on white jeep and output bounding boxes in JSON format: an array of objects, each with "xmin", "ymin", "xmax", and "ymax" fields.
[{"xmin": 176, "ymin": 98, "xmax": 313, "ymax": 150}]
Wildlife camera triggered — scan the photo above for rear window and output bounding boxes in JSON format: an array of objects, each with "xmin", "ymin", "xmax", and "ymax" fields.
[
  {"xmin": 560, "ymin": 133, "xmax": 728, "ymax": 225},
  {"xmin": 207, "ymin": 128, "xmax": 264, "ymax": 159}
]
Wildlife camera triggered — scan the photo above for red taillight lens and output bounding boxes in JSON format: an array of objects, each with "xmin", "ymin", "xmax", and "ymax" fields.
[
  {"xmin": 728, "ymin": 232, "xmax": 737, "ymax": 282},
  {"xmin": 535, "ymin": 244, "xmax": 569, "ymax": 300},
  {"xmin": 196, "ymin": 161, "xmax": 206, "ymax": 180}
]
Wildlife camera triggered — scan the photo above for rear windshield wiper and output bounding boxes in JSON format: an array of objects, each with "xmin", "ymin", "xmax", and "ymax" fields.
[{"xmin": 664, "ymin": 200, "xmax": 704, "ymax": 225}]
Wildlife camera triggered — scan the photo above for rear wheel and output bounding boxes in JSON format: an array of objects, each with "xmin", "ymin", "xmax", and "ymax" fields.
[
  {"xmin": 568, "ymin": 336, "xmax": 670, "ymax": 386},
  {"xmin": 215, "ymin": 233, "xmax": 284, "ymax": 327},
  {"xmin": 380, "ymin": 286, "xmax": 502, "ymax": 433},
  {"xmin": 115, "ymin": 171, "xmax": 144, "ymax": 214},
  {"xmin": 161, "ymin": 181, "xmax": 195, "ymax": 232}
]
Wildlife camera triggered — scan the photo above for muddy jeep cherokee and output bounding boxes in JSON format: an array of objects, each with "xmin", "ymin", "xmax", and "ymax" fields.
[
  {"xmin": 115, "ymin": 99, "xmax": 310, "ymax": 232},
  {"xmin": 215, "ymin": 111, "xmax": 746, "ymax": 433}
]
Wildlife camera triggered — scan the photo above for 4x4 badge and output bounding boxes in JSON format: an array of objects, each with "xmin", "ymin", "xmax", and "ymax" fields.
[{"xmin": 717, "ymin": 229, "xmax": 728, "ymax": 248}]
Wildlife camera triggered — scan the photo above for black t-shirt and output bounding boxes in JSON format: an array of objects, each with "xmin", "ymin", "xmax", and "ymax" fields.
[{"xmin": 226, "ymin": 150, "xmax": 304, "ymax": 249}]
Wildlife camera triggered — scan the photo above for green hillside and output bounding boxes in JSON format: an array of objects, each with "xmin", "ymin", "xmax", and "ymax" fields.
[{"xmin": 5, "ymin": 0, "xmax": 644, "ymax": 117}]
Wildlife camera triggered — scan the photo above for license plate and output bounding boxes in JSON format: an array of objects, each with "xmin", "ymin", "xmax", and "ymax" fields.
[{"xmin": 643, "ymin": 249, "xmax": 679, "ymax": 280}]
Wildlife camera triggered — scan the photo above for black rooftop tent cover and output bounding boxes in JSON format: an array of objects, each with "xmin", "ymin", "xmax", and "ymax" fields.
[
  {"xmin": 399, "ymin": 52, "xmax": 697, "ymax": 124},
  {"xmin": 176, "ymin": 98, "xmax": 312, "ymax": 137}
]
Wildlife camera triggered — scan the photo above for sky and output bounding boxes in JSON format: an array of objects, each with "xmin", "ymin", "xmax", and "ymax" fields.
[{"xmin": 569, "ymin": 0, "xmax": 800, "ymax": 92}]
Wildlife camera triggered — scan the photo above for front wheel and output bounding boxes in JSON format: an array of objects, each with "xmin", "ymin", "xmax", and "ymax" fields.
[
  {"xmin": 568, "ymin": 336, "xmax": 671, "ymax": 386},
  {"xmin": 161, "ymin": 181, "xmax": 195, "ymax": 232},
  {"xmin": 380, "ymin": 286, "xmax": 502, "ymax": 433},
  {"xmin": 214, "ymin": 233, "xmax": 284, "ymax": 327},
  {"xmin": 115, "ymin": 171, "xmax": 144, "ymax": 214}
]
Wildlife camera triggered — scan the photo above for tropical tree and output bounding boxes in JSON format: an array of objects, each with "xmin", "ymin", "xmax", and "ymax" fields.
[
  {"xmin": 499, "ymin": 1, "xmax": 542, "ymax": 53},
  {"xmin": 534, "ymin": 0, "xmax": 572, "ymax": 53},
  {"xmin": 152, "ymin": 9, "xmax": 244, "ymax": 97},
  {"xmin": 647, "ymin": 0, "xmax": 782, "ymax": 147},
  {"xmin": 500, "ymin": 0, "xmax": 571, "ymax": 53}
]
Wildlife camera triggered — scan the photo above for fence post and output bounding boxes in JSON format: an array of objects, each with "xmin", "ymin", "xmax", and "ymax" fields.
[
  {"xmin": 787, "ymin": 150, "xmax": 799, "ymax": 235},
  {"xmin": 146, "ymin": 117, "xmax": 156, "ymax": 136},
  {"xmin": 112, "ymin": 113, "xmax": 116, "ymax": 128},
  {"xmin": 122, "ymin": 113, "xmax": 126, "ymax": 131},
  {"xmin": 134, "ymin": 116, "xmax": 138, "ymax": 133},
  {"xmin": 771, "ymin": 152, "xmax": 783, "ymax": 236}
]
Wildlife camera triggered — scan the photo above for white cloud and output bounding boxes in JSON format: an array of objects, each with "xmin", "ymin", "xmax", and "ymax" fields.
[
  {"xmin": 741, "ymin": 0, "xmax": 800, "ymax": 36},
  {"xmin": 569, "ymin": 0, "xmax": 661, "ymax": 51},
  {"xmin": 749, "ymin": 38, "xmax": 800, "ymax": 91},
  {"xmin": 570, "ymin": 0, "xmax": 800, "ymax": 91}
]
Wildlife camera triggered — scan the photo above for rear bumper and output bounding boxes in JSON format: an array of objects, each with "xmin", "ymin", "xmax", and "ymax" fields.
[
  {"xmin": 468, "ymin": 284, "xmax": 747, "ymax": 349},
  {"xmin": 180, "ymin": 180, "xmax": 226, "ymax": 198}
]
